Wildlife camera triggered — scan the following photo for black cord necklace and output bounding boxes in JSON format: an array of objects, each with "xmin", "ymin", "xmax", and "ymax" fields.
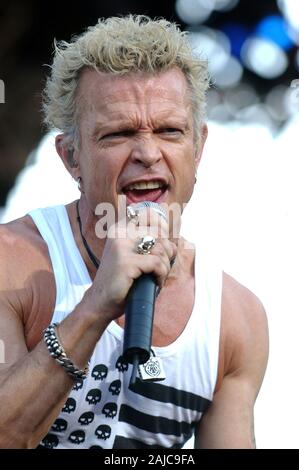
[{"xmin": 76, "ymin": 200, "xmax": 100, "ymax": 269}]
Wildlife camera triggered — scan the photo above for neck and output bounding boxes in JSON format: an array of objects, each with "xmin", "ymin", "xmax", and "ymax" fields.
[
  {"xmin": 77, "ymin": 196, "xmax": 97, "ymax": 233},
  {"xmin": 69, "ymin": 197, "xmax": 106, "ymax": 273}
]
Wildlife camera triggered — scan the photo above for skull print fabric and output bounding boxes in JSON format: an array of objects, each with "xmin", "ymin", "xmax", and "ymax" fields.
[
  {"xmin": 40, "ymin": 348, "xmax": 131, "ymax": 449},
  {"xmin": 39, "ymin": 337, "xmax": 212, "ymax": 449}
]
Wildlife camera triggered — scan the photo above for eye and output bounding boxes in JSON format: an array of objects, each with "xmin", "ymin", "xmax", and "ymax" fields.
[
  {"xmin": 101, "ymin": 130, "xmax": 135, "ymax": 140},
  {"xmin": 163, "ymin": 127, "xmax": 182, "ymax": 132},
  {"xmin": 156, "ymin": 128, "xmax": 183, "ymax": 136}
]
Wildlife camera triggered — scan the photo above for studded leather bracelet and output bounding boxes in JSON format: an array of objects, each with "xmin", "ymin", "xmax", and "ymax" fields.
[{"xmin": 43, "ymin": 323, "xmax": 89, "ymax": 380}]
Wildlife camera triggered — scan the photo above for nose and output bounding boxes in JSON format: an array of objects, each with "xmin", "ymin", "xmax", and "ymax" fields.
[{"xmin": 130, "ymin": 134, "xmax": 162, "ymax": 168}]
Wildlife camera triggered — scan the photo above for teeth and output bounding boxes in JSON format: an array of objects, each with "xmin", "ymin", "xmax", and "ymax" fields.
[{"xmin": 126, "ymin": 181, "xmax": 164, "ymax": 190}]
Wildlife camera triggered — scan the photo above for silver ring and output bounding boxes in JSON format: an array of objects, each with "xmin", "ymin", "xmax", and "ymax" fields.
[
  {"xmin": 126, "ymin": 205, "xmax": 139, "ymax": 226},
  {"xmin": 137, "ymin": 235, "xmax": 156, "ymax": 255}
]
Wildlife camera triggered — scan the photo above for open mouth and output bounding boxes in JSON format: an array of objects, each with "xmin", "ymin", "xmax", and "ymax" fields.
[{"xmin": 122, "ymin": 180, "xmax": 169, "ymax": 204}]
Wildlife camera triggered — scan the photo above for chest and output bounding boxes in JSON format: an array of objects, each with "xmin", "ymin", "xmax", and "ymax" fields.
[{"xmin": 117, "ymin": 276, "xmax": 195, "ymax": 347}]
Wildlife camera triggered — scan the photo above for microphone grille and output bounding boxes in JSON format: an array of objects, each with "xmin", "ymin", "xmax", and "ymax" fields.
[{"xmin": 131, "ymin": 201, "xmax": 167, "ymax": 221}]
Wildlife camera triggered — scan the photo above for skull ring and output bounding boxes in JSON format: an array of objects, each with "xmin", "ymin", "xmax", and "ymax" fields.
[
  {"xmin": 126, "ymin": 205, "xmax": 139, "ymax": 225},
  {"xmin": 137, "ymin": 235, "xmax": 156, "ymax": 255}
]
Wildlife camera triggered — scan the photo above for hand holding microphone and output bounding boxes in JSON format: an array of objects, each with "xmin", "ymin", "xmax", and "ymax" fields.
[
  {"xmin": 123, "ymin": 201, "xmax": 174, "ymax": 385},
  {"xmin": 83, "ymin": 200, "xmax": 176, "ymax": 384}
]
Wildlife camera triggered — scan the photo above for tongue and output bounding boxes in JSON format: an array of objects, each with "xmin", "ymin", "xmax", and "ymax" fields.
[{"xmin": 124, "ymin": 188, "xmax": 164, "ymax": 203}]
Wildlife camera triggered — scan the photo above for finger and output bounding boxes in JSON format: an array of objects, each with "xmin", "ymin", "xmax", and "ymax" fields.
[
  {"xmin": 127, "ymin": 221, "xmax": 170, "ymax": 243},
  {"xmin": 133, "ymin": 238, "xmax": 176, "ymax": 284},
  {"xmin": 129, "ymin": 252, "xmax": 172, "ymax": 289},
  {"xmin": 150, "ymin": 238, "xmax": 176, "ymax": 264},
  {"xmin": 109, "ymin": 209, "xmax": 169, "ymax": 240},
  {"xmin": 128, "ymin": 229, "xmax": 175, "ymax": 262}
]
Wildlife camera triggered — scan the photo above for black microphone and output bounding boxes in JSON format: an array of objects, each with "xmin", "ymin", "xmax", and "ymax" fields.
[{"xmin": 122, "ymin": 201, "xmax": 167, "ymax": 385}]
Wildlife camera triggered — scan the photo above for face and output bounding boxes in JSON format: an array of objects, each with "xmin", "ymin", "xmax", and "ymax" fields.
[{"xmin": 60, "ymin": 67, "xmax": 207, "ymax": 218}]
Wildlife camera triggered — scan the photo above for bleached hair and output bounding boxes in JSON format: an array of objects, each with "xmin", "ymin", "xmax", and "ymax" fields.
[{"xmin": 42, "ymin": 15, "xmax": 209, "ymax": 146}]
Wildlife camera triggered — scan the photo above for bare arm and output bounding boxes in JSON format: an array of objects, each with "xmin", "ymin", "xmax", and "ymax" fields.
[
  {"xmin": 0, "ymin": 211, "xmax": 175, "ymax": 448},
  {"xmin": 0, "ymin": 278, "xmax": 110, "ymax": 448},
  {"xmin": 195, "ymin": 274, "xmax": 269, "ymax": 448}
]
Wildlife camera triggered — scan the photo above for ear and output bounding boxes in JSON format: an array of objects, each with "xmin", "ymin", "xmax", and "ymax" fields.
[
  {"xmin": 55, "ymin": 134, "xmax": 80, "ymax": 179},
  {"xmin": 194, "ymin": 123, "xmax": 208, "ymax": 170}
]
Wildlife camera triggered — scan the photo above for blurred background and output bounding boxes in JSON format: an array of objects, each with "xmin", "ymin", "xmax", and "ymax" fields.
[{"xmin": 0, "ymin": 0, "xmax": 299, "ymax": 448}]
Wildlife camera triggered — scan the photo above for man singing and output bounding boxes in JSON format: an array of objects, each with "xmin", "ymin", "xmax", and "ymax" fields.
[{"xmin": 0, "ymin": 15, "xmax": 268, "ymax": 449}]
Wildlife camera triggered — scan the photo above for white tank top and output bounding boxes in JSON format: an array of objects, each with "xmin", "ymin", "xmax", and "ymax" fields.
[{"xmin": 29, "ymin": 205, "xmax": 223, "ymax": 449}]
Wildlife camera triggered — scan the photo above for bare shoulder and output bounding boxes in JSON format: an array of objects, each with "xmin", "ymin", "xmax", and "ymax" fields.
[
  {"xmin": 221, "ymin": 272, "xmax": 269, "ymax": 388},
  {"xmin": 222, "ymin": 272, "xmax": 268, "ymax": 337},
  {"xmin": 0, "ymin": 216, "xmax": 55, "ymax": 340},
  {"xmin": 222, "ymin": 272, "xmax": 267, "ymax": 327},
  {"xmin": 0, "ymin": 215, "xmax": 51, "ymax": 287}
]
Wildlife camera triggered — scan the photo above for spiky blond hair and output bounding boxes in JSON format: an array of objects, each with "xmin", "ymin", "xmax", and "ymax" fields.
[{"xmin": 43, "ymin": 15, "xmax": 209, "ymax": 146}]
